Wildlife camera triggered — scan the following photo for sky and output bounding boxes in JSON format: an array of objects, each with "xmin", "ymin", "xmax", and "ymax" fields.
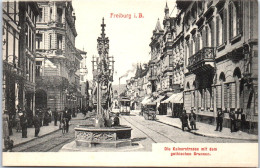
[{"xmin": 73, "ymin": 0, "xmax": 177, "ymax": 84}]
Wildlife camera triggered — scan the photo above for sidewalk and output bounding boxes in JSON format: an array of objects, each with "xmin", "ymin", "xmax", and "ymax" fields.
[
  {"xmin": 155, "ymin": 115, "xmax": 258, "ymax": 141},
  {"xmin": 8, "ymin": 113, "xmax": 85, "ymax": 148}
]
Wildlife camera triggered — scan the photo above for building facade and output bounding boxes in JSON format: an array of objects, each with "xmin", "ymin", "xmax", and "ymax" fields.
[
  {"xmin": 78, "ymin": 49, "xmax": 88, "ymax": 109},
  {"xmin": 2, "ymin": 1, "xmax": 39, "ymax": 117},
  {"xmin": 149, "ymin": 19, "xmax": 164, "ymax": 93},
  {"xmin": 35, "ymin": 0, "xmax": 82, "ymax": 111},
  {"xmin": 178, "ymin": 0, "xmax": 258, "ymax": 133}
]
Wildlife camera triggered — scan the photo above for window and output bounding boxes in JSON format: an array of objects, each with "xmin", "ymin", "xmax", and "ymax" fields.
[
  {"xmin": 198, "ymin": 32, "xmax": 203, "ymax": 50},
  {"xmin": 57, "ymin": 8, "xmax": 63, "ymax": 23},
  {"xmin": 50, "ymin": 8, "xmax": 52, "ymax": 21},
  {"xmin": 216, "ymin": 14, "xmax": 223, "ymax": 46},
  {"xmin": 25, "ymin": 24, "xmax": 28, "ymax": 47},
  {"xmin": 57, "ymin": 34, "xmax": 62, "ymax": 49},
  {"xmin": 229, "ymin": 2, "xmax": 237, "ymax": 38},
  {"xmin": 37, "ymin": 8, "xmax": 43, "ymax": 22},
  {"xmin": 36, "ymin": 61, "xmax": 42, "ymax": 77},
  {"xmin": 198, "ymin": 1, "xmax": 203, "ymax": 15},
  {"xmin": 229, "ymin": 1, "xmax": 243, "ymax": 39},
  {"xmin": 9, "ymin": 2, "xmax": 15, "ymax": 21},
  {"xmin": 206, "ymin": 24, "xmax": 212, "ymax": 47},
  {"xmin": 36, "ymin": 33, "xmax": 43, "ymax": 49},
  {"xmin": 29, "ymin": 28, "xmax": 31, "ymax": 50}
]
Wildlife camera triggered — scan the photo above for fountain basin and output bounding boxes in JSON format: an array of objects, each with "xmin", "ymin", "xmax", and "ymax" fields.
[{"xmin": 74, "ymin": 125, "xmax": 132, "ymax": 148}]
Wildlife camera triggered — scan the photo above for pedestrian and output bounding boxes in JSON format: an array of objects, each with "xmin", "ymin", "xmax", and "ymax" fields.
[
  {"xmin": 215, "ymin": 108, "xmax": 224, "ymax": 132},
  {"xmin": 8, "ymin": 114, "xmax": 13, "ymax": 136},
  {"xmin": 4, "ymin": 136, "xmax": 14, "ymax": 152},
  {"xmin": 158, "ymin": 104, "xmax": 161, "ymax": 115},
  {"xmin": 63, "ymin": 108, "xmax": 71, "ymax": 133},
  {"xmin": 59, "ymin": 111, "xmax": 64, "ymax": 129},
  {"xmin": 53, "ymin": 108, "xmax": 58, "ymax": 126},
  {"xmin": 47, "ymin": 108, "xmax": 52, "ymax": 124},
  {"xmin": 72, "ymin": 108, "xmax": 76, "ymax": 118},
  {"xmin": 180, "ymin": 110, "xmax": 191, "ymax": 131},
  {"xmin": 15, "ymin": 111, "xmax": 22, "ymax": 132},
  {"xmin": 189, "ymin": 109, "xmax": 197, "ymax": 130},
  {"xmin": 20, "ymin": 112, "xmax": 28, "ymax": 138},
  {"xmin": 39, "ymin": 109, "xmax": 43, "ymax": 127},
  {"xmin": 229, "ymin": 110, "xmax": 237, "ymax": 132},
  {"xmin": 33, "ymin": 113, "xmax": 41, "ymax": 137},
  {"xmin": 241, "ymin": 113, "xmax": 246, "ymax": 131},
  {"xmin": 3, "ymin": 110, "xmax": 10, "ymax": 139},
  {"xmin": 113, "ymin": 113, "xmax": 120, "ymax": 126}
]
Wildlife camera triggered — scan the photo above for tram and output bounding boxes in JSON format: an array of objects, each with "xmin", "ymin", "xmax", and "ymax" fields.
[{"xmin": 119, "ymin": 97, "xmax": 131, "ymax": 115}]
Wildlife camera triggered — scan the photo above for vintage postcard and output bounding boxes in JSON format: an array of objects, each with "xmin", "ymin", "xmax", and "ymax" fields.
[{"xmin": 1, "ymin": 0, "xmax": 258, "ymax": 167}]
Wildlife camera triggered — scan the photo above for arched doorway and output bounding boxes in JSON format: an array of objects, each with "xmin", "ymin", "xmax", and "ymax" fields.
[{"xmin": 35, "ymin": 89, "xmax": 47, "ymax": 110}]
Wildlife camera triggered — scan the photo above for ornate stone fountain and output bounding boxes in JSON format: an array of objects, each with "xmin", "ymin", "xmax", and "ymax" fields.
[{"xmin": 73, "ymin": 18, "xmax": 132, "ymax": 148}]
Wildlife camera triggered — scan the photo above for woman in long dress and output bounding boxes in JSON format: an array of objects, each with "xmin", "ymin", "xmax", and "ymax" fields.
[
  {"xmin": 2, "ymin": 110, "xmax": 9, "ymax": 139},
  {"xmin": 15, "ymin": 112, "xmax": 22, "ymax": 132}
]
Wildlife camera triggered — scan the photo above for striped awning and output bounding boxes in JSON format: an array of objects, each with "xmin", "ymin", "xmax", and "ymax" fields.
[{"xmin": 162, "ymin": 92, "xmax": 183, "ymax": 104}]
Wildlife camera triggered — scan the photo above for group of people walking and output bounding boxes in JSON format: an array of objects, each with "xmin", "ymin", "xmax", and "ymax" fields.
[{"xmin": 180, "ymin": 109, "xmax": 197, "ymax": 131}]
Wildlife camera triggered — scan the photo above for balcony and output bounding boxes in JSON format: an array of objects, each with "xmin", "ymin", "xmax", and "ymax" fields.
[
  {"xmin": 187, "ymin": 47, "xmax": 215, "ymax": 74},
  {"xmin": 36, "ymin": 76, "xmax": 69, "ymax": 89}
]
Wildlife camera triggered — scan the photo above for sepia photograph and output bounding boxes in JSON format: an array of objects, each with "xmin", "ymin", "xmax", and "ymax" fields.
[{"xmin": 1, "ymin": 0, "xmax": 258, "ymax": 166}]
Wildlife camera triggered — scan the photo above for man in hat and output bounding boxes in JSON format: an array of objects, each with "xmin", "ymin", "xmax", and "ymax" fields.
[
  {"xmin": 53, "ymin": 108, "xmax": 58, "ymax": 126},
  {"xmin": 189, "ymin": 109, "xmax": 197, "ymax": 130},
  {"xmin": 33, "ymin": 113, "xmax": 41, "ymax": 137},
  {"xmin": 229, "ymin": 110, "xmax": 237, "ymax": 132},
  {"xmin": 181, "ymin": 110, "xmax": 191, "ymax": 131},
  {"xmin": 215, "ymin": 108, "xmax": 224, "ymax": 132},
  {"xmin": 20, "ymin": 112, "xmax": 28, "ymax": 138}
]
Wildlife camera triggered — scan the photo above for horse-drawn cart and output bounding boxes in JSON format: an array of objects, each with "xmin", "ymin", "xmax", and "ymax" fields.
[{"xmin": 143, "ymin": 103, "xmax": 156, "ymax": 120}]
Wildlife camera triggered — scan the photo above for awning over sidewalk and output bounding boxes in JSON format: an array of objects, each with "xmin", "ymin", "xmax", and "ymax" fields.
[
  {"xmin": 141, "ymin": 96, "xmax": 152, "ymax": 105},
  {"xmin": 153, "ymin": 95, "xmax": 165, "ymax": 104},
  {"xmin": 162, "ymin": 92, "xmax": 183, "ymax": 103}
]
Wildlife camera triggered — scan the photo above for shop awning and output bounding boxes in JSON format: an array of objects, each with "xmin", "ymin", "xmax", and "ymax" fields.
[
  {"xmin": 162, "ymin": 92, "xmax": 183, "ymax": 104},
  {"xmin": 153, "ymin": 95, "xmax": 165, "ymax": 104},
  {"xmin": 141, "ymin": 96, "xmax": 151, "ymax": 105}
]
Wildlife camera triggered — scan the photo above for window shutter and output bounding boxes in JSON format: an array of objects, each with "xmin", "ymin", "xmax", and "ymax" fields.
[
  {"xmin": 224, "ymin": 84, "xmax": 228, "ymax": 108},
  {"xmin": 211, "ymin": 20, "xmax": 214, "ymax": 47},
  {"xmin": 223, "ymin": 9, "xmax": 227, "ymax": 43},
  {"xmin": 230, "ymin": 83, "xmax": 236, "ymax": 108},
  {"xmin": 216, "ymin": 16, "xmax": 219, "ymax": 46},
  {"xmin": 198, "ymin": 90, "xmax": 201, "ymax": 108},
  {"xmin": 207, "ymin": 88, "xmax": 211, "ymax": 108},
  {"xmin": 216, "ymin": 86, "xmax": 221, "ymax": 108}
]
